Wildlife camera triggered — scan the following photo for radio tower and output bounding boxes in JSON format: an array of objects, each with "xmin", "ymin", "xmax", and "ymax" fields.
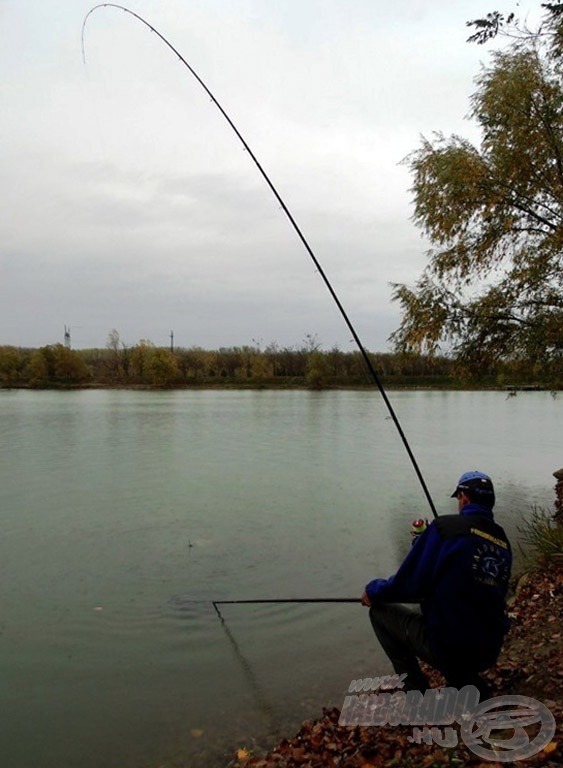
[
  {"xmin": 170, "ymin": 330, "xmax": 174, "ymax": 353},
  {"xmin": 64, "ymin": 325, "xmax": 71, "ymax": 349}
]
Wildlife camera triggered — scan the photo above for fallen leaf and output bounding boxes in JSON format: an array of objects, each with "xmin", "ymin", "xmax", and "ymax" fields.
[
  {"xmin": 236, "ymin": 747, "xmax": 251, "ymax": 760},
  {"xmin": 542, "ymin": 741, "xmax": 558, "ymax": 754},
  {"xmin": 190, "ymin": 728, "xmax": 203, "ymax": 738}
]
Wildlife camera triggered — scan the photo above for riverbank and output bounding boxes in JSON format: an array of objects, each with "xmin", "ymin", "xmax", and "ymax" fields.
[{"xmin": 230, "ymin": 561, "xmax": 563, "ymax": 767}]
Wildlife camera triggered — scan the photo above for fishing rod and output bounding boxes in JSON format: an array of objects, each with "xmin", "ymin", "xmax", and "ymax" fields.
[
  {"xmin": 213, "ymin": 598, "xmax": 360, "ymax": 619},
  {"xmin": 214, "ymin": 598, "xmax": 359, "ymax": 606},
  {"xmin": 82, "ymin": 4, "xmax": 438, "ymax": 519},
  {"xmin": 212, "ymin": 599, "xmax": 359, "ymax": 626},
  {"xmin": 172, "ymin": 597, "xmax": 360, "ymax": 609}
]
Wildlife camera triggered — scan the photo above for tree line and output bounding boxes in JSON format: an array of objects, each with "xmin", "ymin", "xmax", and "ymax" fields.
[{"xmin": 0, "ymin": 331, "xmax": 556, "ymax": 389}]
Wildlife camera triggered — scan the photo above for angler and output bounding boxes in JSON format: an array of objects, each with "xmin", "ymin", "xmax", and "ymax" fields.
[{"xmin": 361, "ymin": 471, "xmax": 512, "ymax": 698}]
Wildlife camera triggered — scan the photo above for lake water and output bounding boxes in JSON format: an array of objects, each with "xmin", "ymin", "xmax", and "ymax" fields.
[{"xmin": 0, "ymin": 389, "xmax": 560, "ymax": 767}]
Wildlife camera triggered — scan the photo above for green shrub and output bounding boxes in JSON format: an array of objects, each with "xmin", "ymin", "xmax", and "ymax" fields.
[{"xmin": 517, "ymin": 507, "xmax": 563, "ymax": 566}]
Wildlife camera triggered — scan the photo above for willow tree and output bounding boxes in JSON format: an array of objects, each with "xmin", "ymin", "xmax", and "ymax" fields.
[{"xmin": 392, "ymin": 43, "xmax": 563, "ymax": 380}]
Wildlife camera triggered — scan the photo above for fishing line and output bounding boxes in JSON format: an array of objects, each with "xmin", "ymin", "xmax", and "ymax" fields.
[
  {"xmin": 81, "ymin": 4, "xmax": 438, "ymax": 519},
  {"xmin": 168, "ymin": 599, "xmax": 358, "ymax": 720},
  {"xmin": 211, "ymin": 602, "xmax": 277, "ymax": 726}
]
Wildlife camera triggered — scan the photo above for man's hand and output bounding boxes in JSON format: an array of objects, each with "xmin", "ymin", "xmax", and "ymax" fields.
[{"xmin": 361, "ymin": 590, "xmax": 371, "ymax": 607}]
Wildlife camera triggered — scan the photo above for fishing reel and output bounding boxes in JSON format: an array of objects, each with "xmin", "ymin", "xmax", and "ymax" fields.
[{"xmin": 410, "ymin": 518, "xmax": 429, "ymax": 542}]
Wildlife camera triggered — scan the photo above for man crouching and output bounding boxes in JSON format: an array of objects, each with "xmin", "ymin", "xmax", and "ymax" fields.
[{"xmin": 362, "ymin": 471, "xmax": 512, "ymax": 697}]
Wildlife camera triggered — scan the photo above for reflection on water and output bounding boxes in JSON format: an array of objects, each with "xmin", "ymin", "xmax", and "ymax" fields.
[{"xmin": 0, "ymin": 389, "xmax": 559, "ymax": 766}]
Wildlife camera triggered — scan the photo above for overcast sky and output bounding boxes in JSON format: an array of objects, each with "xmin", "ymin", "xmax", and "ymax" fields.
[{"xmin": 1, "ymin": 0, "xmax": 537, "ymax": 351}]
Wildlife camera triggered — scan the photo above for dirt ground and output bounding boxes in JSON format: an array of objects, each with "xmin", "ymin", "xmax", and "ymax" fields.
[{"xmin": 230, "ymin": 561, "xmax": 563, "ymax": 768}]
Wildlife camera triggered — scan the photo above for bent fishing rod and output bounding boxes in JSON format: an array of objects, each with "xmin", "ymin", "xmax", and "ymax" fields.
[{"xmin": 82, "ymin": 4, "xmax": 438, "ymax": 519}]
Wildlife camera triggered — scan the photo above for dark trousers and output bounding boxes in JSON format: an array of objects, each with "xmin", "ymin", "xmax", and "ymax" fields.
[
  {"xmin": 369, "ymin": 603, "xmax": 492, "ymax": 697},
  {"xmin": 369, "ymin": 603, "xmax": 435, "ymax": 692}
]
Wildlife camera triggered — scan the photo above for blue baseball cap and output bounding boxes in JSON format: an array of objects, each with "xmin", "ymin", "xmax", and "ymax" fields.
[{"xmin": 451, "ymin": 470, "xmax": 495, "ymax": 507}]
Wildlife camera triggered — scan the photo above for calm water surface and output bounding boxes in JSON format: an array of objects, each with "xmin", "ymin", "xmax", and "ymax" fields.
[{"xmin": 0, "ymin": 389, "xmax": 560, "ymax": 767}]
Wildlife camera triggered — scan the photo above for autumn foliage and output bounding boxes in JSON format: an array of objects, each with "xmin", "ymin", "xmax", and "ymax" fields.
[{"xmin": 393, "ymin": 17, "xmax": 563, "ymax": 381}]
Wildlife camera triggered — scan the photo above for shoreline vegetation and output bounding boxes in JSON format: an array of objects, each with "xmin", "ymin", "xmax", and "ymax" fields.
[{"xmin": 0, "ymin": 339, "xmax": 560, "ymax": 391}]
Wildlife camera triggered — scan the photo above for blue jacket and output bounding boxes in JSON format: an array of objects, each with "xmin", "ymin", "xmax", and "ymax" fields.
[{"xmin": 365, "ymin": 503, "xmax": 512, "ymax": 672}]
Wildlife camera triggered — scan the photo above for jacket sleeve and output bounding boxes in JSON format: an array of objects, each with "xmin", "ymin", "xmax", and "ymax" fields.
[{"xmin": 365, "ymin": 523, "xmax": 443, "ymax": 604}]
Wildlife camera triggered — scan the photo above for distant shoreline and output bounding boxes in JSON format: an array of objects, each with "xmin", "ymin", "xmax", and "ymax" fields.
[
  {"xmin": 1, "ymin": 343, "xmax": 560, "ymax": 390},
  {"xmin": 0, "ymin": 381, "xmax": 556, "ymax": 392}
]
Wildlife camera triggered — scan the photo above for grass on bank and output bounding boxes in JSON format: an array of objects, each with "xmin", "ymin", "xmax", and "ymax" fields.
[{"xmin": 518, "ymin": 506, "xmax": 563, "ymax": 568}]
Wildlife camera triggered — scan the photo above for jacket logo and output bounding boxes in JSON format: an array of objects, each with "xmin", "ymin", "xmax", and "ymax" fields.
[{"xmin": 472, "ymin": 542, "xmax": 509, "ymax": 587}]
